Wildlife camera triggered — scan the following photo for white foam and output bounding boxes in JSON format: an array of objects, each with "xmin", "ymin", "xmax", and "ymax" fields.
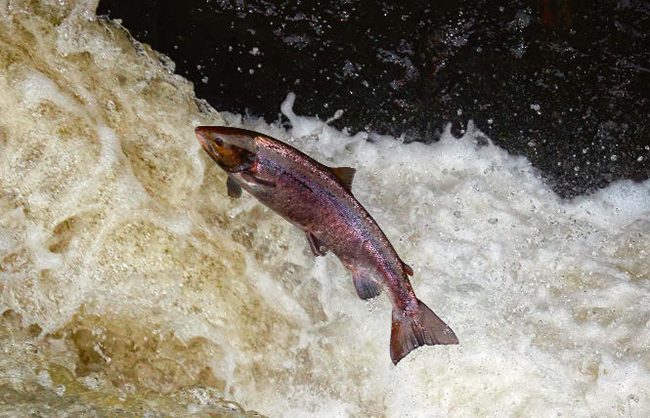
[
  {"xmin": 0, "ymin": 231, "xmax": 13, "ymax": 253},
  {"xmin": 25, "ymin": 224, "xmax": 62, "ymax": 271},
  {"xmin": 95, "ymin": 124, "xmax": 124, "ymax": 173},
  {"xmin": 566, "ymin": 180, "xmax": 650, "ymax": 229},
  {"xmin": 19, "ymin": 70, "xmax": 81, "ymax": 111}
]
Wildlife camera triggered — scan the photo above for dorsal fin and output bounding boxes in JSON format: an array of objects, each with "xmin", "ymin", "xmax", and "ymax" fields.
[{"xmin": 330, "ymin": 167, "xmax": 356, "ymax": 192}]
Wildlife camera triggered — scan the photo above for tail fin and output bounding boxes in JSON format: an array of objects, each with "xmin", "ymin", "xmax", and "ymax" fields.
[{"xmin": 390, "ymin": 299, "xmax": 458, "ymax": 365}]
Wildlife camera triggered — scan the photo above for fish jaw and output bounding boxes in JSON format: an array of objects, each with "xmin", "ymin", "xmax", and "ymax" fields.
[{"xmin": 195, "ymin": 126, "xmax": 258, "ymax": 173}]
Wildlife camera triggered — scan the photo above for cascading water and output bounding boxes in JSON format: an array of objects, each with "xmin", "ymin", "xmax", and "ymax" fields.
[{"xmin": 1, "ymin": 1, "xmax": 648, "ymax": 417}]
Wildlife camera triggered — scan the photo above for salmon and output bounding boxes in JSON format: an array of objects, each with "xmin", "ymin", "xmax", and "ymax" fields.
[{"xmin": 195, "ymin": 126, "xmax": 458, "ymax": 364}]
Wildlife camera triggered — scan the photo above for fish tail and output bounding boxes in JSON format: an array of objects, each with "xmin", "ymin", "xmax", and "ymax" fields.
[{"xmin": 390, "ymin": 299, "xmax": 458, "ymax": 365}]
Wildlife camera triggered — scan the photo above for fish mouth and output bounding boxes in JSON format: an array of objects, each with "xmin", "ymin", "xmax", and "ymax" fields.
[{"xmin": 195, "ymin": 126, "xmax": 257, "ymax": 172}]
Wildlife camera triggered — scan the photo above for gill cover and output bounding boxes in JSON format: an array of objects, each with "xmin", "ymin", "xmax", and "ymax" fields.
[{"xmin": 195, "ymin": 126, "xmax": 257, "ymax": 173}]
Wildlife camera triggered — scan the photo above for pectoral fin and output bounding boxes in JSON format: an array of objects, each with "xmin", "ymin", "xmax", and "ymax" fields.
[
  {"xmin": 241, "ymin": 171, "xmax": 276, "ymax": 188},
  {"xmin": 226, "ymin": 177, "xmax": 242, "ymax": 198},
  {"xmin": 305, "ymin": 231, "xmax": 327, "ymax": 256},
  {"xmin": 352, "ymin": 272, "xmax": 382, "ymax": 300}
]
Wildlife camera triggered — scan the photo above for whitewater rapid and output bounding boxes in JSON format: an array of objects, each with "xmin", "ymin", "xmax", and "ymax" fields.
[{"xmin": 1, "ymin": 1, "xmax": 649, "ymax": 417}]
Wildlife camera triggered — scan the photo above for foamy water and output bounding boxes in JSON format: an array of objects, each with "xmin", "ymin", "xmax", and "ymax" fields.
[{"xmin": 1, "ymin": 1, "xmax": 649, "ymax": 417}]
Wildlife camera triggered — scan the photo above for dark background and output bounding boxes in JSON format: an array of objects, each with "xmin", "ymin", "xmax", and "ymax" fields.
[{"xmin": 97, "ymin": 0, "xmax": 650, "ymax": 198}]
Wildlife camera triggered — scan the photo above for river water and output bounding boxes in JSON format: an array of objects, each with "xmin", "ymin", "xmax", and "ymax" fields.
[{"xmin": 1, "ymin": 1, "xmax": 649, "ymax": 417}]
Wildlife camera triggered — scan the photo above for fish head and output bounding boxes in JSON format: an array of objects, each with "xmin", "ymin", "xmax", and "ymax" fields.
[{"xmin": 195, "ymin": 126, "xmax": 258, "ymax": 173}]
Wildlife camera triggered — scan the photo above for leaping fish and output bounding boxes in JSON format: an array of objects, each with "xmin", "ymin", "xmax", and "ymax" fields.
[{"xmin": 195, "ymin": 126, "xmax": 458, "ymax": 364}]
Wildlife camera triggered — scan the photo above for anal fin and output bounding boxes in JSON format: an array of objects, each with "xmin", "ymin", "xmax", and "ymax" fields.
[
  {"xmin": 305, "ymin": 231, "xmax": 327, "ymax": 257},
  {"xmin": 352, "ymin": 272, "xmax": 382, "ymax": 300},
  {"xmin": 402, "ymin": 262, "xmax": 414, "ymax": 276}
]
